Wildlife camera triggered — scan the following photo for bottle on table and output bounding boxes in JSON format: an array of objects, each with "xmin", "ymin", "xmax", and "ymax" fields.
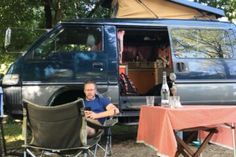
[{"xmin": 161, "ymin": 71, "xmax": 170, "ymax": 107}]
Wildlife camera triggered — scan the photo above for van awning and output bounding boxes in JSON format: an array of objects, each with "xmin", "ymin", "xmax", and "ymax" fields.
[{"xmin": 101, "ymin": 0, "xmax": 225, "ymax": 19}]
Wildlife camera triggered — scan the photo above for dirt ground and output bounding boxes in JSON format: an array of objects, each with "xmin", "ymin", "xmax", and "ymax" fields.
[
  {"xmin": 5, "ymin": 125, "xmax": 234, "ymax": 157},
  {"xmin": 97, "ymin": 125, "xmax": 234, "ymax": 157},
  {"xmin": 108, "ymin": 139, "xmax": 234, "ymax": 157}
]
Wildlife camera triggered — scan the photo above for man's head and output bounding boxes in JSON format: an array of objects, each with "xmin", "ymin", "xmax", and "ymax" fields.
[{"xmin": 84, "ymin": 80, "xmax": 97, "ymax": 100}]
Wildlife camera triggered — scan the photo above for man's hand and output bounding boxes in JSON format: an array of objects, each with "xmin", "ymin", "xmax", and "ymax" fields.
[{"xmin": 85, "ymin": 111, "xmax": 98, "ymax": 120}]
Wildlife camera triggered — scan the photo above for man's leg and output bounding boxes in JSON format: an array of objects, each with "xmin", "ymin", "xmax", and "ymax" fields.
[{"xmin": 87, "ymin": 126, "xmax": 96, "ymax": 137}]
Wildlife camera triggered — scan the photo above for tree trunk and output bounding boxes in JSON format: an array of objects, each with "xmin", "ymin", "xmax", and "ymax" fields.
[
  {"xmin": 53, "ymin": 0, "xmax": 62, "ymax": 25},
  {"xmin": 44, "ymin": 0, "xmax": 52, "ymax": 28}
]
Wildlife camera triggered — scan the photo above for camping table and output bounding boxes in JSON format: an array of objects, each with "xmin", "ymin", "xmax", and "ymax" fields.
[{"xmin": 137, "ymin": 105, "xmax": 236, "ymax": 157}]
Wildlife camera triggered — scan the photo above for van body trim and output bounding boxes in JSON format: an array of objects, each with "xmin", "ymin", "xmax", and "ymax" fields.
[
  {"xmin": 176, "ymin": 80, "xmax": 236, "ymax": 84},
  {"xmin": 21, "ymin": 82, "xmax": 117, "ymax": 86}
]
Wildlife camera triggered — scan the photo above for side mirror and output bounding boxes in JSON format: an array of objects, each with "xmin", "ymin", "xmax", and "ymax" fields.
[
  {"xmin": 4, "ymin": 27, "xmax": 11, "ymax": 49},
  {"xmin": 2, "ymin": 74, "xmax": 20, "ymax": 86}
]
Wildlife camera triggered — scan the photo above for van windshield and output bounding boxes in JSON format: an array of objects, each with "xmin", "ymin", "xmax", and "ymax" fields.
[{"xmin": 170, "ymin": 28, "xmax": 233, "ymax": 59}]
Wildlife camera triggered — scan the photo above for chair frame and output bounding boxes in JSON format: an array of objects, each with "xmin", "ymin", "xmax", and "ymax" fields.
[{"xmin": 86, "ymin": 118, "xmax": 118, "ymax": 157}]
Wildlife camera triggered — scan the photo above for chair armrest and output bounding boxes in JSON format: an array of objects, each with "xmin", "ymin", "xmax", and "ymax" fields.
[
  {"xmin": 86, "ymin": 119, "xmax": 105, "ymax": 129},
  {"xmin": 86, "ymin": 118, "xmax": 118, "ymax": 129},
  {"xmin": 103, "ymin": 118, "xmax": 118, "ymax": 127}
]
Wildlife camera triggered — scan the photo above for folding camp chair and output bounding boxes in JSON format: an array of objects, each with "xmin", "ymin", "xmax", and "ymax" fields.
[
  {"xmin": 86, "ymin": 117, "xmax": 118, "ymax": 157},
  {"xmin": 22, "ymin": 98, "xmax": 104, "ymax": 157}
]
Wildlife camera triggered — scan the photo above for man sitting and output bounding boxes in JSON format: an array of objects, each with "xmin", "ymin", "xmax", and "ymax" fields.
[{"xmin": 83, "ymin": 80, "xmax": 120, "ymax": 137}]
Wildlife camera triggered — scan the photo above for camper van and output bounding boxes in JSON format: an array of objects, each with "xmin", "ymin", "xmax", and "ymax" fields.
[{"xmin": 1, "ymin": 18, "xmax": 236, "ymax": 124}]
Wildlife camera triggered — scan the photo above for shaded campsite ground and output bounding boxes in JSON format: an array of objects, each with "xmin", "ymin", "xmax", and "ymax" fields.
[
  {"xmin": 100, "ymin": 125, "xmax": 233, "ymax": 157},
  {"xmin": 3, "ymin": 121, "xmax": 234, "ymax": 157}
]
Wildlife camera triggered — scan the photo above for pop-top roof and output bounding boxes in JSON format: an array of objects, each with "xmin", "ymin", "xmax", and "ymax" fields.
[
  {"xmin": 170, "ymin": 0, "xmax": 224, "ymax": 17},
  {"xmin": 101, "ymin": 0, "xmax": 225, "ymax": 18}
]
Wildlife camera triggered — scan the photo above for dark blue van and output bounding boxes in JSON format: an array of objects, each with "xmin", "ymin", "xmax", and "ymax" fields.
[{"xmin": 1, "ymin": 19, "xmax": 236, "ymax": 124}]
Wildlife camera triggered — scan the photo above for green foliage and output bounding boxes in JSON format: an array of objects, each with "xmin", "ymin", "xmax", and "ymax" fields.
[
  {"xmin": 41, "ymin": 0, "xmax": 110, "ymax": 26},
  {"xmin": 6, "ymin": 28, "xmax": 47, "ymax": 53},
  {"xmin": 194, "ymin": 0, "xmax": 236, "ymax": 21},
  {"xmin": 0, "ymin": 0, "xmax": 43, "ymax": 72},
  {"xmin": 0, "ymin": 0, "xmax": 42, "ymax": 29},
  {"xmin": 0, "ymin": 0, "xmax": 109, "ymax": 71},
  {"xmin": 0, "ymin": 53, "xmax": 20, "ymax": 74}
]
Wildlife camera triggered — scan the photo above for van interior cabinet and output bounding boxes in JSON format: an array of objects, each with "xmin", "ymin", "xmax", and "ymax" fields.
[{"xmin": 128, "ymin": 63, "xmax": 156, "ymax": 94}]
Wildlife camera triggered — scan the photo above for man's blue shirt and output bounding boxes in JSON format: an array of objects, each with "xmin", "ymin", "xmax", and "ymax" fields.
[{"xmin": 84, "ymin": 96, "xmax": 111, "ymax": 124}]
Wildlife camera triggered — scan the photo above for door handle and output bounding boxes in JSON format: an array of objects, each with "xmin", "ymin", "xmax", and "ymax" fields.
[
  {"xmin": 176, "ymin": 62, "xmax": 187, "ymax": 72},
  {"xmin": 92, "ymin": 62, "xmax": 104, "ymax": 71}
]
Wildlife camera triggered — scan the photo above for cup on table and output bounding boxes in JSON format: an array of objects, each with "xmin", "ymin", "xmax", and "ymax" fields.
[
  {"xmin": 175, "ymin": 96, "xmax": 182, "ymax": 108},
  {"xmin": 169, "ymin": 96, "xmax": 182, "ymax": 108},
  {"xmin": 169, "ymin": 96, "xmax": 174, "ymax": 108},
  {"xmin": 146, "ymin": 96, "xmax": 154, "ymax": 106}
]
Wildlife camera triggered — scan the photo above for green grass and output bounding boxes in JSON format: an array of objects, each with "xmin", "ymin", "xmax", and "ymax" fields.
[
  {"xmin": 3, "ymin": 119, "xmax": 23, "ymax": 151},
  {"xmin": 112, "ymin": 125, "xmax": 138, "ymax": 134}
]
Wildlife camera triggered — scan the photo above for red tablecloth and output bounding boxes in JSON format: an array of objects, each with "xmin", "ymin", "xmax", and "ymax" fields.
[{"xmin": 137, "ymin": 105, "xmax": 236, "ymax": 157}]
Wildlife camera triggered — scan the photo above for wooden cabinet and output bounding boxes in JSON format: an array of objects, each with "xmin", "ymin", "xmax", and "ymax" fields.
[
  {"xmin": 128, "ymin": 68, "xmax": 155, "ymax": 94},
  {"xmin": 125, "ymin": 62, "xmax": 172, "ymax": 95}
]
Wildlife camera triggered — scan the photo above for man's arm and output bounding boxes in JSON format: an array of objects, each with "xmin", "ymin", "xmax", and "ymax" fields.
[{"xmin": 85, "ymin": 103, "xmax": 119, "ymax": 120}]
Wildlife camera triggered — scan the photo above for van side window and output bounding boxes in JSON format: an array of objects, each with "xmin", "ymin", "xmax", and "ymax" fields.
[
  {"xmin": 171, "ymin": 29, "xmax": 233, "ymax": 59},
  {"xmin": 28, "ymin": 26, "xmax": 103, "ymax": 60},
  {"xmin": 22, "ymin": 26, "xmax": 106, "ymax": 82}
]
